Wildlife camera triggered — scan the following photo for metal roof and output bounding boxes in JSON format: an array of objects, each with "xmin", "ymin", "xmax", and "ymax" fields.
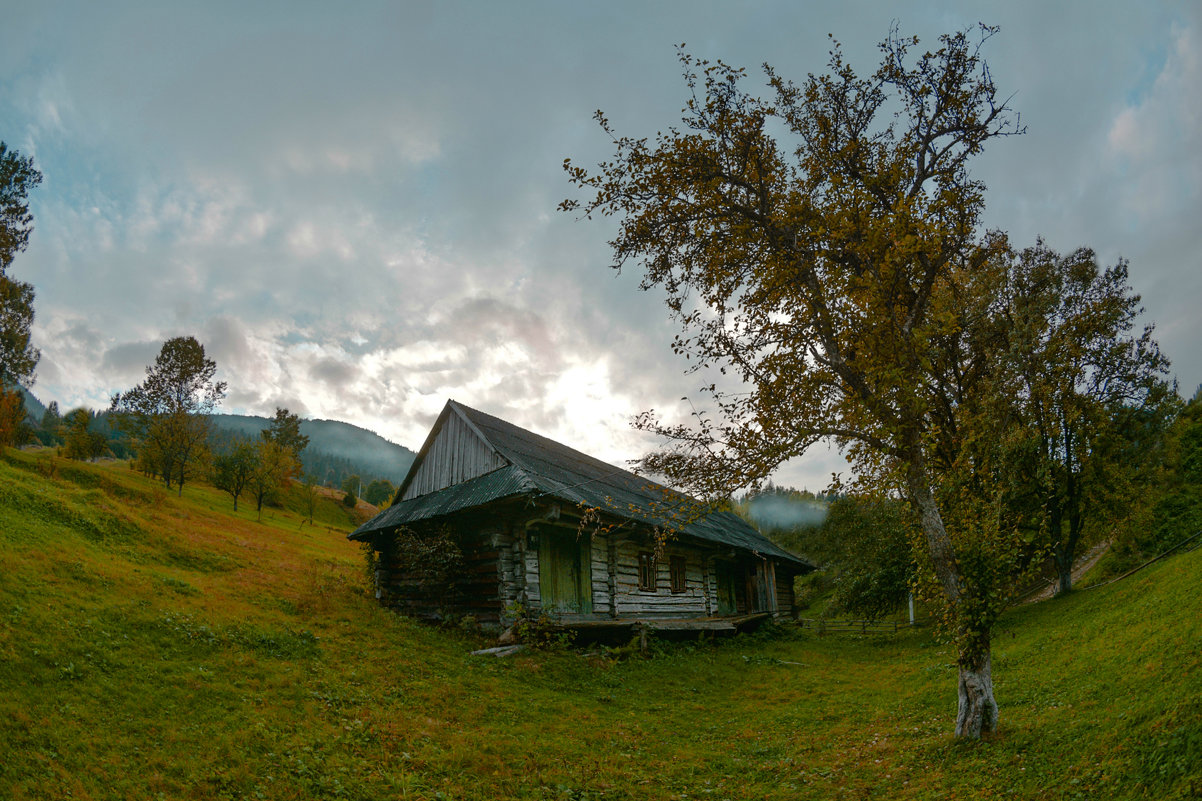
[{"xmin": 350, "ymin": 400, "xmax": 811, "ymax": 569}]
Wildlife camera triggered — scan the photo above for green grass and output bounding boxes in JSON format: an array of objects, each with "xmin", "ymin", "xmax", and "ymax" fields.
[{"xmin": 0, "ymin": 448, "xmax": 1199, "ymax": 799}]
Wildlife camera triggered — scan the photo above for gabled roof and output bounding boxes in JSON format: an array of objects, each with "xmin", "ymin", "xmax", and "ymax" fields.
[{"xmin": 350, "ymin": 400, "xmax": 809, "ymax": 568}]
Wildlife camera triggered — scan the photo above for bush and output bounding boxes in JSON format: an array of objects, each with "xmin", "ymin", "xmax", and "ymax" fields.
[{"xmin": 505, "ymin": 601, "xmax": 575, "ymax": 650}]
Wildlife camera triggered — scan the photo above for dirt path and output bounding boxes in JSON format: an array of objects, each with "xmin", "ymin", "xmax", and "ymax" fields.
[{"xmin": 1026, "ymin": 540, "xmax": 1111, "ymax": 603}]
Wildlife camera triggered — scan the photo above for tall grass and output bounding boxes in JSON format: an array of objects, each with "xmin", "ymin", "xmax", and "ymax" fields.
[{"xmin": 0, "ymin": 448, "xmax": 1198, "ymax": 799}]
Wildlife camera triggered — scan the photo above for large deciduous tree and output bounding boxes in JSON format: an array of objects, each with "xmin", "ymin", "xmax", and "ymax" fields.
[
  {"xmin": 564, "ymin": 25, "xmax": 1026, "ymax": 737},
  {"xmin": 0, "ymin": 142, "xmax": 43, "ymax": 391},
  {"xmin": 111, "ymin": 336, "xmax": 227, "ymax": 495}
]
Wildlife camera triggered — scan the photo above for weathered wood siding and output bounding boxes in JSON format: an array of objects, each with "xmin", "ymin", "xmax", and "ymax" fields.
[
  {"xmin": 372, "ymin": 506, "xmax": 799, "ymax": 627},
  {"xmin": 774, "ymin": 563, "xmax": 797, "ymax": 616},
  {"xmin": 374, "ymin": 520, "xmax": 507, "ymax": 624},
  {"xmin": 609, "ymin": 538, "xmax": 711, "ymax": 619},
  {"xmin": 401, "ymin": 410, "xmax": 508, "ymax": 501}
]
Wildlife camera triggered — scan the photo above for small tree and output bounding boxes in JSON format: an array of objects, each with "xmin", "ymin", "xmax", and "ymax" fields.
[
  {"xmin": 363, "ymin": 478, "xmax": 396, "ymax": 507},
  {"xmin": 341, "ymin": 474, "xmax": 362, "ymax": 498},
  {"xmin": 262, "ymin": 407, "xmax": 309, "ymax": 459},
  {"xmin": 247, "ymin": 439, "xmax": 296, "ymax": 519},
  {"xmin": 300, "ymin": 473, "xmax": 321, "ymax": 525},
  {"xmin": 40, "ymin": 401, "xmax": 60, "ymax": 433},
  {"xmin": 111, "ymin": 336, "xmax": 226, "ymax": 495},
  {"xmin": 800, "ymin": 494, "xmax": 916, "ymax": 620},
  {"xmin": 63, "ymin": 408, "xmax": 108, "ymax": 461},
  {"xmin": 213, "ymin": 437, "xmax": 257, "ymax": 511}
]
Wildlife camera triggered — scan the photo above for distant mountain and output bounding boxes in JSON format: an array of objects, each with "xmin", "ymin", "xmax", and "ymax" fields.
[
  {"xmin": 208, "ymin": 414, "xmax": 416, "ymax": 486},
  {"xmin": 15, "ymin": 385, "xmax": 47, "ymax": 421},
  {"xmin": 10, "ymin": 389, "xmax": 416, "ymax": 488}
]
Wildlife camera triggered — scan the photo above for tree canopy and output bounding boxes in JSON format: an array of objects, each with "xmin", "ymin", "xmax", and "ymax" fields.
[
  {"xmin": 992, "ymin": 243, "xmax": 1175, "ymax": 594},
  {"xmin": 262, "ymin": 406, "xmax": 309, "ymax": 459},
  {"xmin": 565, "ymin": 24, "xmax": 1053, "ymax": 738},
  {"xmin": 111, "ymin": 336, "xmax": 227, "ymax": 495},
  {"xmin": 0, "ymin": 142, "xmax": 43, "ymax": 390}
]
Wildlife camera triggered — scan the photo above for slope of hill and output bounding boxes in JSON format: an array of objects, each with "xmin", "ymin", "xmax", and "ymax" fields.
[
  {"xmin": 14, "ymin": 385, "xmax": 47, "ymax": 421},
  {"xmin": 0, "ymin": 449, "xmax": 1198, "ymax": 800},
  {"xmin": 209, "ymin": 413, "xmax": 416, "ymax": 485}
]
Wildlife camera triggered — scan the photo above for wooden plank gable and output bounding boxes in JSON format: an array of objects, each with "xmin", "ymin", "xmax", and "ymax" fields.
[{"xmin": 400, "ymin": 406, "xmax": 509, "ymax": 501}]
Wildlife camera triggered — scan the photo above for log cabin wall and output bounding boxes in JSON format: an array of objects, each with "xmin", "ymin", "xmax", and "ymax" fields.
[
  {"xmin": 373, "ymin": 517, "xmax": 507, "ymax": 625},
  {"xmin": 515, "ymin": 523, "xmax": 790, "ymax": 621},
  {"xmin": 774, "ymin": 563, "xmax": 798, "ymax": 617},
  {"xmin": 609, "ymin": 535, "xmax": 711, "ymax": 619},
  {"xmin": 373, "ymin": 509, "xmax": 798, "ymax": 627}
]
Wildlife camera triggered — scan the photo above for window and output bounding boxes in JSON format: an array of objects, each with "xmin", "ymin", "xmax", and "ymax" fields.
[
  {"xmin": 669, "ymin": 555, "xmax": 687, "ymax": 594},
  {"xmin": 638, "ymin": 552, "xmax": 656, "ymax": 592}
]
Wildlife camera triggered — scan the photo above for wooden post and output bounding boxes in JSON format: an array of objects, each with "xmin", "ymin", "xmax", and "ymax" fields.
[{"xmin": 607, "ymin": 531, "xmax": 619, "ymax": 619}]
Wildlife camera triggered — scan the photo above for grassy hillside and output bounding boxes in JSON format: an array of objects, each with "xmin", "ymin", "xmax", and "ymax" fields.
[{"xmin": 0, "ymin": 449, "xmax": 1198, "ymax": 800}]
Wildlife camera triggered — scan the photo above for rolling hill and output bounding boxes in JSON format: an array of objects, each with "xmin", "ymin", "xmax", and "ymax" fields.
[
  {"xmin": 208, "ymin": 413, "xmax": 416, "ymax": 486},
  {"xmin": 0, "ymin": 448, "xmax": 1198, "ymax": 799}
]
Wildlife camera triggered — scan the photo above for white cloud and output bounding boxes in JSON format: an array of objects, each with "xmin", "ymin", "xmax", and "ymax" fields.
[
  {"xmin": 8, "ymin": 1, "xmax": 1202, "ymax": 492},
  {"xmin": 1107, "ymin": 24, "xmax": 1202, "ymax": 222}
]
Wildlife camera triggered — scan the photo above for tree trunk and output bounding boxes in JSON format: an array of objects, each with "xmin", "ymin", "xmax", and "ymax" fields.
[
  {"xmin": 1055, "ymin": 549, "xmax": 1073, "ymax": 596},
  {"xmin": 956, "ymin": 647, "xmax": 999, "ymax": 738},
  {"xmin": 905, "ymin": 448, "xmax": 1000, "ymax": 739}
]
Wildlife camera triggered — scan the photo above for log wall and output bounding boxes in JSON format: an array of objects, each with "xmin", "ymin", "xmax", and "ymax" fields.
[{"xmin": 372, "ymin": 506, "xmax": 799, "ymax": 627}]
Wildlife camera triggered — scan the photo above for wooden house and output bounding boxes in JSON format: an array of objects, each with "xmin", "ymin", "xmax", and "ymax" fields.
[{"xmin": 349, "ymin": 400, "xmax": 812, "ymax": 635}]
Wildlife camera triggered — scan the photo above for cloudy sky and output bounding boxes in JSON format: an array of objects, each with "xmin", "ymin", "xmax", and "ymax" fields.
[{"xmin": 2, "ymin": 1, "xmax": 1199, "ymax": 491}]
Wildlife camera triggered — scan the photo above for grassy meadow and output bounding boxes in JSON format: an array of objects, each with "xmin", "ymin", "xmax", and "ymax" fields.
[{"xmin": 0, "ymin": 448, "xmax": 1198, "ymax": 800}]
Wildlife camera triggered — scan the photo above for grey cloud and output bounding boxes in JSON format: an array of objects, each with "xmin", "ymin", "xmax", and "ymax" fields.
[
  {"xmin": 6, "ymin": 0, "xmax": 1200, "ymax": 491},
  {"xmin": 308, "ymin": 356, "xmax": 359, "ymax": 386},
  {"xmin": 202, "ymin": 315, "xmax": 255, "ymax": 374},
  {"xmin": 224, "ymin": 387, "xmax": 264, "ymax": 410},
  {"xmin": 100, "ymin": 340, "xmax": 161, "ymax": 380}
]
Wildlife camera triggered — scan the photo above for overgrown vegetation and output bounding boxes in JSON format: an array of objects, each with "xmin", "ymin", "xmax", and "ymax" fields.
[
  {"xmin": 1101, "ymin": 391, "xmax": 1202, "ymax": 577},
  {"xmin": 1, "ymin": 448, "xmax": 1199, "ymax": 799}
]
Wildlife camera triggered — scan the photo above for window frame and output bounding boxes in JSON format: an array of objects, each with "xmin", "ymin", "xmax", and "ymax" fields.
[
  {"xmin": 637, "ymin": 551, "xmax": 657, "ymax": 592},
  {"xmin": 669, "ymin": 554, "xmax": 687, "ymax": 594}
]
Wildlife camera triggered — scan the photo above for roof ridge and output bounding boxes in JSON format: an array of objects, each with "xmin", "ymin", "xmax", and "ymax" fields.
[
  {"xmin": 446, "ymin": 398, "xmax": 509, "ymax": 464},
  {"xmin": 362, "ymin": 399, "xmax": 809, "ymax": 567},
  {"xmin": 449, "ymin": 399, "xmax": 660, "ymax": 489}
]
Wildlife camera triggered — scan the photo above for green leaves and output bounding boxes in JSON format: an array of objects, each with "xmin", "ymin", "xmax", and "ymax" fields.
[{"xmin": 111, "ymin": 336, "xmax": 227, "ymax": 494}]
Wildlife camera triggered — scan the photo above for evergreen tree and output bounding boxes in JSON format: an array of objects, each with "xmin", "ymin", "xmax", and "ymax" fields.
[{"xmin": 262, "ymin": 407, "xmax": 309, "ymax": 459}]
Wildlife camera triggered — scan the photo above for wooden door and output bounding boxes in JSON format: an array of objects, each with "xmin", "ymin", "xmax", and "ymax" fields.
[
  {"xmin": 538, "ymin": 529, "xmax": 593, "ymax": 614},
  {"xmin": 745, "ymin": 561, "xmax": 770, "ymax": 612},
  {"xmin": 714, "ymin": 560, "xmax": 737, "ymax": 616}
]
